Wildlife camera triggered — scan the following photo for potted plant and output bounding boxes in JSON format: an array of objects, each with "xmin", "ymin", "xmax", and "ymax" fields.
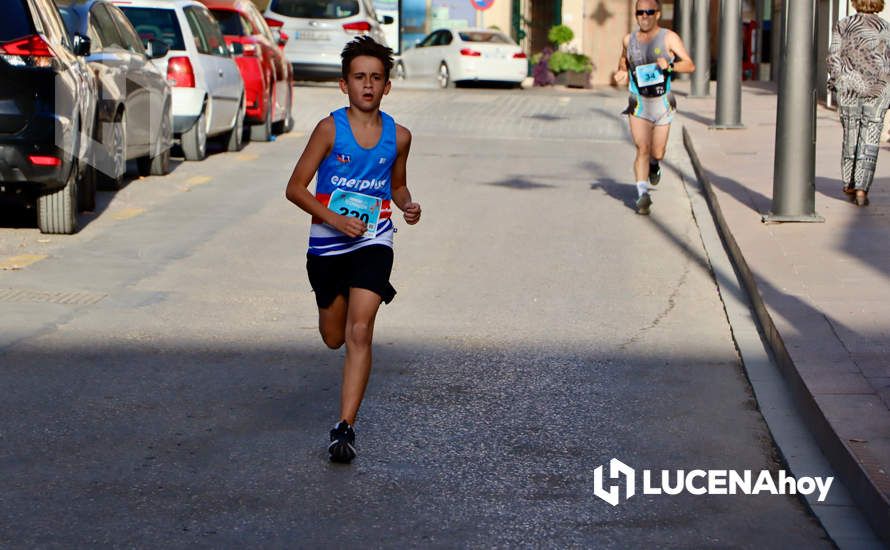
[{"xmin": 544, "ymin": 24, "xmax": 593, "ymax": 88}]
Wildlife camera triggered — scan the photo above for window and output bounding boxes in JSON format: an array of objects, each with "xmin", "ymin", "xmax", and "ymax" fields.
[
  {"xmin": 108, "ymin": 4, "xmax": 144, "ymax": 54},
  {"xmin": 458, "ymin": 31, "xmax": 511, "ymax": 44},
  {"xmin": 0, "ymin": 0, "xmax": 34, "ymax": 43},
  {"xmin": 90, "ymin": 4, "xmax": 122, "ymax": 49},
  {"xmin": 194, "ymin": 7, "xmax": 229, "ymax": 57},
  {"xmin": 417, "ymin": 32, "xmax": 437, "ymax": 48},
  {"xmin": 55, "ymin": 6, "xmax": 82, "ymax": 39},
  {"xmin": 270, "ymin": 0, "xmax": 359, "ymax": 20},
  {"xmin": 245, "ymin": 4, "xmax": 274, "ymax": 41},
  {"xmin": 210, "ymin": 9, "xmax": 244, "ymax": 36},
  {"xmin": 118, "ymin": 7, "xmax": 185, "ymax": 51},
  {"xmin": 183, "ymin": 7, "xmax": 209, "ymax": 54}
]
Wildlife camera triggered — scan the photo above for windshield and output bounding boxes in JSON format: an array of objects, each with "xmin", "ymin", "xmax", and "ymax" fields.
[
  {"xmin": 56, "ymin": 7, "xmax": 83, "ymax": 37},
  {"xmin": 270, "ymin": 0, "xmax": 359, "ymax": 19},
  {"xmin": 118, "ymin": 6, "xmax": 185, "ymax": 51},
  {"xmin": 458, "ymin": 31, "xmax": 512, "ymax": 44}
]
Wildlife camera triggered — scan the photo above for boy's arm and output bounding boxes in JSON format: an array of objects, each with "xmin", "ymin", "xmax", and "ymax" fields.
[
  {"xmin": 390, "ymin": 124, "xmax": 420, "ymax": 225},
  {"xmin": 284, "ymin": 117, "xmax": 367, "ymax": 238}
]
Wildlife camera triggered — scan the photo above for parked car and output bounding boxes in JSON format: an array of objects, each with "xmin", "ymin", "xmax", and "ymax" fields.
[
  {"xmin": 115, "ymin": 0, "xmax": 245, "ymax": 161},
  {"xmin": 200, "ymin": 0, "xmax": 294, "ymax": 141},
  {"xmin": 265, "ymin": 0, "xmax": 393, "ymax": 80},
  {"xmin": 396, "ymin": 28, "xmax": 528, "ymax": 89},
  {"xmin": 57, "ymin": 0, "xmax": 174, "ymax": 190},
  {"xmin": 1, "ymin": 0, "xmax": 97, "ymax": 234}
]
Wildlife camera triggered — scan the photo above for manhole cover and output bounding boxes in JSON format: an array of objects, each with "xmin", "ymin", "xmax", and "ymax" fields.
[{"xmin": 0, "ymin": 288, "xmax": 106, "ymax": 306}]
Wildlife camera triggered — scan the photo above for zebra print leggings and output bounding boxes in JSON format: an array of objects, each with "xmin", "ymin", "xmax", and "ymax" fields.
[{"xmin": 839, "ymin": 96, "xmax": 889, "ymax": 192}]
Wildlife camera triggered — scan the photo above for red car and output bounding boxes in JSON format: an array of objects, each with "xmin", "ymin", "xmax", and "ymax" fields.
[{"xmin": 200, "ymin": 0, "xmax": 294, "ymax": 141}]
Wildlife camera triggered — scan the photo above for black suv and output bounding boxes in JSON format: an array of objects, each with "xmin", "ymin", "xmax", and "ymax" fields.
[{"xmin": 0, "ymin": 0, "xmax": 97, "ymax": 234}]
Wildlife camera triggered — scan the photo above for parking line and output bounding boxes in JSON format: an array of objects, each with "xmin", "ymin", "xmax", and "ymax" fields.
[
  {"xmin": 112, "ymin": 207, "xmax": 146, "ymax": 221},
  {"xmin": 236, "ymin": 153, "xmax": 259, "ymax": 161},
  {"xmin": 184, "ymin": 175, "xmax": 212, "ymax": 189},
  {"xmin": 0, "ymin": 254, "xmax": 47, "ymax": 270}
]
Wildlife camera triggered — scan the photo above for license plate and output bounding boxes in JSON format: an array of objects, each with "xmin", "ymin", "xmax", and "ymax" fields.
[{"xmin": 294, "ymin": 31, "xmax": 329, "ymax": 41}]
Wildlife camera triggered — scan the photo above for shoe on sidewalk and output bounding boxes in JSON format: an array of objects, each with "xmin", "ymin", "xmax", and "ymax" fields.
[
  {"xmin": 636, "ymin": 192, "xmax": 652, "ymax": 215},
  {"xmin": 329, "ymin": 420, "xmax": 356, "ymax": 463},
  {"xmin": 649, "ymin": 162, "xmax": 661, "ymax": 186}
]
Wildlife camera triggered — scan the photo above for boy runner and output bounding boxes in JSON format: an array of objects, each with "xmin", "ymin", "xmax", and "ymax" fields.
[
  {"xmin": 614, "ymin": 0, "xmax": 694, "ymax": 214},
  {"xmin": 285, "ymin": 37, "xmax": 421, "ymax": 463}
]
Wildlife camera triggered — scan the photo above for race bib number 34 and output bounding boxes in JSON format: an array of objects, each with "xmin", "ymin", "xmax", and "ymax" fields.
[
  {"xmin": 635, "ymin": 62, "xmax": 665, "ymax": 87},
  {"xmin": 328, "ymin": 189, "xmax": 382, "ymax": 238}
]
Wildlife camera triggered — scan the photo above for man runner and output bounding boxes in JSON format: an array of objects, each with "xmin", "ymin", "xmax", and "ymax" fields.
[{"xmin": 615, "ymin": 0, "xmax": 694, "ymax": 214}]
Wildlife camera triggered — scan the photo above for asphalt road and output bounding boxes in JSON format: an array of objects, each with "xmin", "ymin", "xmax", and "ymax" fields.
[{"xmin": 0, "ymin": 84, "xmax": 832, "ymax": 547}]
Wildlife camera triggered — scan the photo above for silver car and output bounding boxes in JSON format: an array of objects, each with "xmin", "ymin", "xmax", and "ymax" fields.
[{"xmin": 265, "ymin": 0, "xmax": 393, "ymax": 80}]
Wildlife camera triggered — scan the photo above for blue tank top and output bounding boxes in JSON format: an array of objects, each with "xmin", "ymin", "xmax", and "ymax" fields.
[{"xmin": 309, "ymin": 107, "xmax": 397, "ymax": 256}]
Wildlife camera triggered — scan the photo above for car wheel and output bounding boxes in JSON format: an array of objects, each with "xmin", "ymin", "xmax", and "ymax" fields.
[
  {"xmin": 138, "ymin": 101, "xmax": 173, "ymax": 176},
  {"xmin": 272, "ymin": 85, "xmax": 294, "ymax": 135},
  {"xmin": 38, "ymin": 157, "xmax": 78, "ymax": 234},
  {"xmin": 394, "ymin": 61, "xmax": 406, "ymax": 80},
  {"xmin": 250, "ymin": 92, "xmax": 273, "ymax": 142},
  {"xmin": 78, "ymin": 161, "xmax": 96, "ymax": 212},
  {"xmin": 182, "ymin": 105, "xmax": 208, "ymax": 161},
  {"xmin": 226, "ymin": 95, "xmax": 246, "ymax": 152},
  {"xmin": 438, "ymin": 62, "xmax": 454, "ymax": 89},
  {"xmin": 98, "ymin": 112, "xmax": 127, "ymax": 190}
]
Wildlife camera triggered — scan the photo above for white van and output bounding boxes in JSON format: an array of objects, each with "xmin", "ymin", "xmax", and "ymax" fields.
[{"xmin": 265, "ymin": 0, "xmax": 393, "ymax": 80}]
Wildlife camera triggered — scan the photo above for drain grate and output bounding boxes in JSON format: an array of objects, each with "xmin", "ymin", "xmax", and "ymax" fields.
[{"xmin": 0, "ymin": 288, "xmax": 107, "ymax": 306}]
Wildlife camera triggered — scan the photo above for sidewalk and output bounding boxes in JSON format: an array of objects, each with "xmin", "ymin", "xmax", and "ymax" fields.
[{"xmin": 676, "ymin": 80, "xmax": 890, "ymax": 544}]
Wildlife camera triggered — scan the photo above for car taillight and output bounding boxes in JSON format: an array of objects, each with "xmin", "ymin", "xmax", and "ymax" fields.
[
  {"xmin": 460, "ymin": 48, "xmax": 481, "ymax": 57},
  {"xmin": 0, "ymin": 35, "xmax": 55, "ymax": 68},
  {"xmin": 265, "ymin": 17, "xmax": 284, "ymax": 28},
  {"xmin": 28, "ymin": 155, "xmax": 61, "ymax": 166},
  {"xmin": 513, "ymin": 52, "xmax": 527, "ymax": 59},
  {"xmin": 167, "ymin": 56, "xmax": 195, "ymax": 87},
  {"xmin": 343, "ymin": 21, "xmax": 371, "ymax": 34}
]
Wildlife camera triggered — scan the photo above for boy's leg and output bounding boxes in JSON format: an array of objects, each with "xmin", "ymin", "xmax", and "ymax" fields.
[
  {"xmin": 318, "ymin": 294, "xmax": 348, "ymax": 349},
  {"xmin": 339, "ymin": 287, "xmax": 383, "ymax": 425}
]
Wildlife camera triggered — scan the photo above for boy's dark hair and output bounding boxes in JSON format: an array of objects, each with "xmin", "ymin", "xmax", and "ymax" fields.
[{"xmin": 341, "ymin": 36, "xmax": 394, "ymax": 80}]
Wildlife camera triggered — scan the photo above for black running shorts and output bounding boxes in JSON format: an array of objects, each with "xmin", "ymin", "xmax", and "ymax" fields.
[{"xmin": 306, "ymin": 244, "xmax": 396, "ymax": 309}]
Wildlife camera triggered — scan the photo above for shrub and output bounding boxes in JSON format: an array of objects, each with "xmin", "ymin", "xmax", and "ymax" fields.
[
  {"xmin": 548, "ymin": 24, "xmax": 574, "ymax": 47},
  {"xmin": 548, "ymin": 50, "xmax": 593, "ymax": 74}
]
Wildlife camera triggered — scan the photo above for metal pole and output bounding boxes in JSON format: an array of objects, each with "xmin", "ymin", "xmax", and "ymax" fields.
[
  {"xmin": 763, "ymin": 0, "xmax": 823, "ymax": 223},
  {"xmin": 714, "ymin": 0, "xmax": 744, "ymax": 128},
  {"xmin": 677, "ymin": 0, "xmax": 693, "ymax": 81},
  {"xmin": 755, "ymin": 0, "xmax": 766, "ymax": 79},
  {"xmin": 691, "ymin": 0, "xmax": 710, "ymax": 97},
  {"xmin": 770, "ymin": 0, "xmax": 783, "ymax": 82}
]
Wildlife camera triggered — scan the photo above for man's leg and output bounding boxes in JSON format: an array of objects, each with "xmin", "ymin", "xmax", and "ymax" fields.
[
  {"xmin": 318, "ymin": 294, "xmax": 348, "ymax": 349},
  {"xmin": 339, "ymin": 287, "xmax": 383, "ymax": 425},
  {"xmin": 650, "ymin": 123, "xmax": 671, "ymax": 164},
  {"xmin": 630, "ymin": 115, "xmax": 655, "ymax": 214}
]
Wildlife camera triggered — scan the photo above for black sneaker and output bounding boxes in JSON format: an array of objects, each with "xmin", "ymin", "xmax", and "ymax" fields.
[
  {"xmin": 636, "ymin": 192, "xmax": 652, "ymax": 215},
  {"xmin": 328, "ymin": 420, "xmax": 356, "ymax": 463},
  {"xmin": 649, "ymin": 162, "xmax": 661, "ymax": 186}
]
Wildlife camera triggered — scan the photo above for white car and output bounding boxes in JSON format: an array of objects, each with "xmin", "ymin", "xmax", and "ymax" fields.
[
  {"xmin": 396, "ymin": 28, "xmax": 528, "ymax": 88},
  {"xmin": 115, "ymin": 0, "xmax": 246, "ymax": 160},
  {"xmin": 264, "ymin": 0, "xmax": 393, "ymax": 80}
]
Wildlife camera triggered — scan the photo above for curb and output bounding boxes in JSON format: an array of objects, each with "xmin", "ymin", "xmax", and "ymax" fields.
[{"xmin": 681, "ymin": 125, "xmax": 890, "ymax": 546}]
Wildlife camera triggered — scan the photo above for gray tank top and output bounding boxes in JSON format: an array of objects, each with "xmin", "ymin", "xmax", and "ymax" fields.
[{"xmin": 627, "ymin": 28, "xmax": 672, "ymax": 97}]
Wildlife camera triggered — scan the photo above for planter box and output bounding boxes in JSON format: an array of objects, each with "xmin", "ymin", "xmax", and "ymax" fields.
[{"xmin": 555, "ymin": 70, "xmax": 591, "ymax": 89}]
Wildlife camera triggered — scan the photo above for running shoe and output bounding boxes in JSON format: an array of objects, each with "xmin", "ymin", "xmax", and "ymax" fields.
[
  {"xmin": 649, "ymin": 162, "xmax": 661, "ymax": 186},
  {"xmin": 636, "ymin": 192, "xmax": 653, "ymax": 215},
  {"xmin": 328, "ymin": 420, "xmax": 356, "ymax": 463}
]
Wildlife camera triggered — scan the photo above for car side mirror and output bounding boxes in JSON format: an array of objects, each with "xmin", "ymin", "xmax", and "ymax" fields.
[
  {"xmin": 380, "ymin": 15, "xmax": 394, "ymax": 25},
  {"xmin": 228, "ymin": 41, "xmax": 243, "ymax": 55},
  {"xmin": 72, "ymin": 33, "xmax": 91, "ymax": 57},
  {"xmin": 143, "ymin": 38, "xmax": 169, "ymax": 59}
]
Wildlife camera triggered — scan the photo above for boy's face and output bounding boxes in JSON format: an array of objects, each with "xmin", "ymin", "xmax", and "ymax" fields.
[{"xmin": 339, "ymin": 55, "xmax": 391, "ymax": 112}]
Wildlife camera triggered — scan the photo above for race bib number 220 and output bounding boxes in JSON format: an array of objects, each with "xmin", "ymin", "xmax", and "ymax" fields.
[{"xmin": 327, "ymin": 189, "xmax": 382, "ymax": 238}]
